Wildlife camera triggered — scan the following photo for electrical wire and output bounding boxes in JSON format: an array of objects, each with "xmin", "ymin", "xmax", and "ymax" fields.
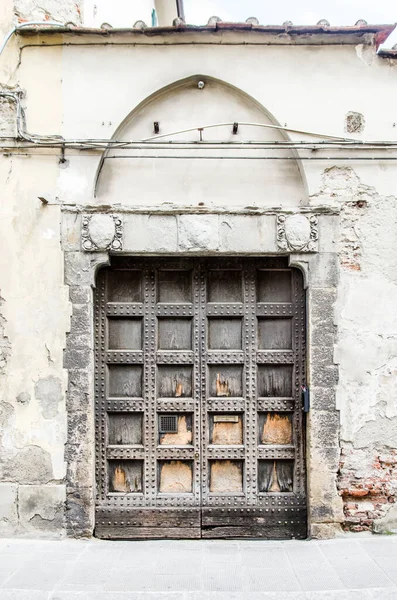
[
  {"xmin": 0, "ymin": 21, "xmax": 65, "ymax": 57},
  {"xmin": 3, "ymin": 90, "xmax": 397, "ymax": 149}
]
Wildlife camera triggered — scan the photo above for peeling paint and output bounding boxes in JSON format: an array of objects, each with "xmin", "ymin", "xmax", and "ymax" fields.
[
  {"xmin": 159, "ymin": 461, "xmax": 192, "ymax": 493},
  {"xmin": 0, "ymin": 295, "xmax": 11, "ymax": 373},
  {"xmin": 34, "ymin": 376, "xmax": 63, "ymax": 419},
  {"xmin": 16, "ymin": 392, "xmax": 30, "ymax": 404},
  {"xmin": 1, "ymin": 446, "xmax": 53, "ymax": 484}
]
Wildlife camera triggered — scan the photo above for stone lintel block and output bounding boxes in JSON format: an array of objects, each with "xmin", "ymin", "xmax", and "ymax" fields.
[
  {"xmin": 0, "ymin": 483, "xmax": 18, "ymax": 535},
  {"xmin": 219, "ymin": 215, "xmax": 277, "ymax": 253},
  {"xmin": 317, "ymin": 215, "xmax": 340, "ymax": 254},
  {"xmin": 123, "ymin": 214, "xmax": 178, "ymax": 253},
  {"xmin": 308, "ymin": 252, "xmax": 339, "ymax": 288},
  {"xmin": 19, "ymin": 484, "xmax": 66, "ymax": 537},
  {"xmin": 61, "ymin": 212, "xmax": 82, "ymax": 251},
  {"xmin": 178, "ymin": 214, "xmax": 219, "ymax": 252},
  {"xmin": 310, "ymin": 522, "xmax": 344, "ymax": 539}
]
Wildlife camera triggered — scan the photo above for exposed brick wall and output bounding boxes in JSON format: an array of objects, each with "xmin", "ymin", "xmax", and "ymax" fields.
[{"xmin": 338, "ymin": 447, "xmax": 397, "ymax": 532}]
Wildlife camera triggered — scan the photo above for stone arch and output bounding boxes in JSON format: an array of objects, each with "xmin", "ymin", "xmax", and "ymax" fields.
[{"xmin": 94, "ymin": 75, "xmax": 309, "ymax": 206}]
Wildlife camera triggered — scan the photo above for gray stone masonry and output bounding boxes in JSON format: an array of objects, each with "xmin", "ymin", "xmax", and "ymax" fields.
[{"xmin": 61, "ymin": 208, "xmax": 341, "ymax": 538}]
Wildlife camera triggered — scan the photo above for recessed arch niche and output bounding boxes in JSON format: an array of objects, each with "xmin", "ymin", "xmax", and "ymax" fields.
[{"xmin": 95, "ymin": 75, "xmax": 308, "ymax": 207}]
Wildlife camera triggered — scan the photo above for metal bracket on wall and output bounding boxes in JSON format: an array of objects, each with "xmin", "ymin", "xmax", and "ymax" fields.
[{"xmin": 302, "ymin": 385, "xmax": 310, "ymax": 413}]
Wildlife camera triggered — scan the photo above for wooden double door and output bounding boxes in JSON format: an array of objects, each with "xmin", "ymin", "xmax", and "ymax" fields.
[{"xmin": 95, "ymin": 257, "xmax": 307, "ymax": 539}]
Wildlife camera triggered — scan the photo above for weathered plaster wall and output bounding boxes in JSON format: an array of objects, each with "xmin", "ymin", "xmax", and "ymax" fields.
[
  {"xmin": 0, "ymin": 155, "xmax": 70, "ymax": 536},
  {"xmin": 310, "ymin": 166, "xmax": 397, "ymax": 532},
  {"xmin": 0, "ymin": 13, "xmax": 397, "ymax": 537}
]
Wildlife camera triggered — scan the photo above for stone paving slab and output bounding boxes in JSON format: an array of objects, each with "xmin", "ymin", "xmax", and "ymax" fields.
[{"xmin": 0, "ymin": 537, "xmax": 396, "ymax": 599}]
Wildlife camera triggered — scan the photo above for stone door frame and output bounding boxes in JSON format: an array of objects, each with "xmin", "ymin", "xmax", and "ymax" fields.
[{"xmin": 62, "ymin": 208, "xmax": 342, "ymax": 538}]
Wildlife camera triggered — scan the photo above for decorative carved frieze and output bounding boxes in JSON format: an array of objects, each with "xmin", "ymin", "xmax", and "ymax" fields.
[
  {"xmin": 277, "ymin": 213, "xmax": 318, "ymax": 252},
  {"xmin": 82, "ymin": 214, "xmax": 123, "ymax": 251}
]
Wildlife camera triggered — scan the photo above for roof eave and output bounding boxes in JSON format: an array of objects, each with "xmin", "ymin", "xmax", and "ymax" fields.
[{"xmin": 15, "ymin": 22, "xmax": 396, "ymax": 48}]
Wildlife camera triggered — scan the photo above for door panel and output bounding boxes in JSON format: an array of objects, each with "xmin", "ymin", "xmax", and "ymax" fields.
[{"xmin": 95, "ymin": 257, "xmax": 307, "ymax": 539}]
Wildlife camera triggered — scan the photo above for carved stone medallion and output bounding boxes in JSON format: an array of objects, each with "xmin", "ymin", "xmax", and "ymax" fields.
[
  {"xmin": 82, "ymin": 214, "xmax": 123, "ymax": 251},
  {"xmin": 277, "ymin": 214, "xmax": 318, "ymax": 252}
]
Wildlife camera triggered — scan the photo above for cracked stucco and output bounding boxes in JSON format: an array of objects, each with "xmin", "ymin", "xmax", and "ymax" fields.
[{"xmin": 311, "ymin": 166, "xmax": 397, "ymax": 529}]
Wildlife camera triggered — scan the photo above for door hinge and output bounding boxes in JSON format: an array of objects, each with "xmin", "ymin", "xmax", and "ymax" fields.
[{"xmin": 302, "ymin": 385, "xmax": 310, "ymax": 413}]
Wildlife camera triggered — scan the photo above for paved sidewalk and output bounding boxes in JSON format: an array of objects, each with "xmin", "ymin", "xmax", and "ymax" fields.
[{"xmin": 0, "ymin": 536, "xmax": 397, "ymax": 599}]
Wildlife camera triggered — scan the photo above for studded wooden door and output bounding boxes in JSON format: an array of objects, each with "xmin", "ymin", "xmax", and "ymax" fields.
[{"xmin": 94, "ymin": 257, "xmax": 307, "ymax": 539}]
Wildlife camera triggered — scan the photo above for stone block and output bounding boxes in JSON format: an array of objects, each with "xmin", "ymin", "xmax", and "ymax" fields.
[
  {"xmin": 310, "ymin": 386, "xmax": 337, "ymax": 411},
  {"xmin": 66, "ymin": 330, "xmax": 92, "ymax": 350},
  {"xmin": 70, "ymin": 304, "xmax": 91, "ymax": 333},
  {"xmin": 68, "ymin": 367, "xmax": 91, "ymax": 390},
  {"xmin": 19, "ymin": 484, "xmax": 66, "ymax": 537},
  {"xmin": 308, "ymin": 252, "xmax": 339, "ymax": 288},
  {"xmin": 64, "ymin": 347, "xmax": 92, "ymax": 370},
  {"xmin": 61, "ymin": 213, "xmax": 81, "ymax": 251},
  {"xmin": 67, "ymin": 409, "xmax": 93, "ymax": 446},
  {"xmin": 309, "ymin": 327, "xmax": 336, "ymax": 351},
  {"xmin": 373, "ymin": 503, "xmax": 397, "ymax": 534},
  {"xmin": 178, "ymin": 214, "xmax": 219, "ymax": 252},
  {"xmin": 310, "ymin": 522, "xmax": 344, "ymax": 539},
  {"xmin": 219, "ymin": 215, "xmax": 277, "ymax": 253},
  {"xmin": 66, "ymin": 486, "xmax": 94, "ymax": 537},
  {"xmin": 310, "ymin": 344, "xmax": 335, "ymax": 366},
  {"xmin": 69, "ymin": 285, "xmax": 92, "ymax": 305},
  {"xmin": 317, "ymin": 215, "xmax": 340, "ymax": 253},
  {"xmin": 0, "ymin": 483, "xmax": 18, "ymax": 535},
  {"xmin": 64, "ymin": 252, "xmax": 92, "ymax": 286},
  {"xmin": 2, "ymin": 446, "xmax": 53, "ymax": 484},
  {"xmin": 308, "ymin": 410, "xmax": 341, "ymax": 452},
  {"xmin": 309, "ymin": 287, "xmax": 337, "ymax": 316},
  {"xmin": 309, "ymin": 445, "xmax": 341, "ymax": 475},
  {"xmin": 308, "ymin": 463, "xmax": 344, "ymax": 525},
  {"xmin": 123, "ymin": 214, "xmax": 178, "ymax": 253},
  {"xmin": 65, "ymin": 443, "xmax": 94, "ymax": 489},
  {"xmin": 310, "ymin": 364, "xmax": 339, "ymax": 388}
]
